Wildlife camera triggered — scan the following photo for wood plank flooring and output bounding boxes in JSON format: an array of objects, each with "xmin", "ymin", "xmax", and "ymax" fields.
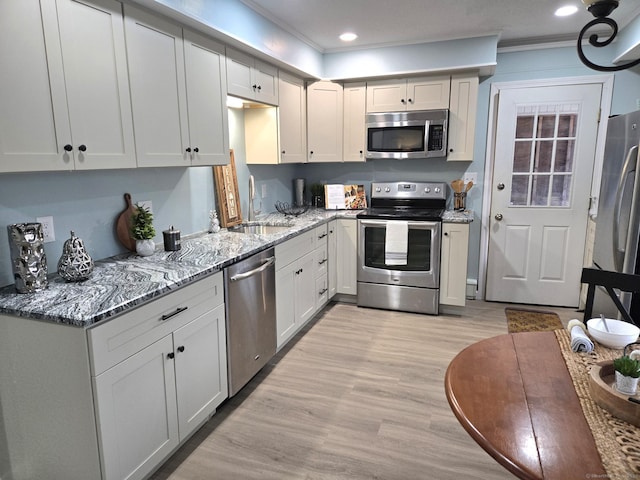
[{"xmin": 150, "ymin": 300, "xmax": 581, "ymax": 480}]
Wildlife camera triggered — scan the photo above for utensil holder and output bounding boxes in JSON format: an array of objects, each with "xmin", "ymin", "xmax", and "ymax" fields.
[
  {"xmin": 454, "ymin": 191, "xmax": 467, "ymax": 211},
  {"xmin": 163, "ymin": 226, "xmax": 181, "ymax": 251},
  {"xmin": 7, "ymin": 223, "xmax": 48, "ymax": 293}
]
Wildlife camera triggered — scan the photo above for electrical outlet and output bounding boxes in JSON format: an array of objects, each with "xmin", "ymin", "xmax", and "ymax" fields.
[
  {"xmin": 138, "ymin": 200, "xmax": 153, "ymax": 214},
  {"xmin": 36, "ymin": 216, "xmax": 55, "ymax": 243},
  {"xmin": 463, "ymin": 172, "xmax": 478, "ymax": 186}
]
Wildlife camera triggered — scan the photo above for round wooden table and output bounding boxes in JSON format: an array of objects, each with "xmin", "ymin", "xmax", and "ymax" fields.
[{"xmin": 445, "ymin": 331, "xmax": 606, "ymax": 480}]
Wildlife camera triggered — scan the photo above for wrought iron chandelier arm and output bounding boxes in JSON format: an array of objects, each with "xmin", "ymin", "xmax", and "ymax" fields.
[{"xmin": 577, "ymin": 15, "xmax": 640, "ymax": 71}]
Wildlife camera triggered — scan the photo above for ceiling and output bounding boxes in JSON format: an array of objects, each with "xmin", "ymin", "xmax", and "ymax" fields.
[{"xmin": 241, "ymin": 0, "xmax": 640, "ymax": 53}]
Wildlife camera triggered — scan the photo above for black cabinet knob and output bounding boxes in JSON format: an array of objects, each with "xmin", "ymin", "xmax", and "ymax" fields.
[
  {"xmin": 401, "ymin": 99, "xmax": 405, "ymax": 103},
  {"xmin": 252, "ymin": 84, "xmax": 258, "ymax": 90},
  {"xmin": 186, "ymin": 147, "xmax": 192, "ymax": 153},
  {"xmin": 282, "ymin": 150, "xmax": 286, "ymax": 154},
  {"xmin": 177, "ymin": 345, "xmax": 185, "ymax": 353},
  {"xmin": 408, "ymin": 98, "xmax": 413, "ymax": 103},
  {"xmin": 167, "ymin": 352, "xmax": 175, "ymax": 359},
  {"xmin": 450, "ymin": 148, "xmax": 454, "ymax": 153},
  {"xmin": 193, "ymin": 147, "xmax": 199, "ymax": 153},
  {"xmin": 78, "ymin": 144, "xmax": 87, "ymax": 152},
  {"xmin": 64, "ymin": 144, "xmax": 72, "ymax": 152},
  {"xmin": 257, "ymin": 85, "xmax": 262, "ymax": 91}
]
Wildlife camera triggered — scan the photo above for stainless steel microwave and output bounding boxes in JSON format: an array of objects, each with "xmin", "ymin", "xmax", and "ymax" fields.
[{"xmin": 365, "ymin": 109, "xmax": 448, "ymax": 159}]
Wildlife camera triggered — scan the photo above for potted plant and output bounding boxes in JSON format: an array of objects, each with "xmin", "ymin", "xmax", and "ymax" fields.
[
  {"xmin": 613, "ymin": 355, "xmax": 640, "ymax": 395},
  {"xmin": 130, "ymin": 204, "xmax": 156, "ymax": 256},
  {"xmin": 310, "ymin": 183, "xmax": 324, "ymax": 208}
]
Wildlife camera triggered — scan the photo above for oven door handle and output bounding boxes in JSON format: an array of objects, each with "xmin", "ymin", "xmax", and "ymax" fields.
[
  {"xmin": 424, "ymin": 120, "xmax": 430, "ymax": 152},
  {"xmin": 359, "ymin": 219, "xmax": 441, "ymax": 228}
]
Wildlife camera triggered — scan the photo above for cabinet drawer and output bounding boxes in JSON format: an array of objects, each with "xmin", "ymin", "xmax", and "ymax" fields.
[
  {"xmin": 275, "ymin": 229, "xmax": 315, "ymax": 269},
  {"xmin": 315, "ymin": 243, "xmax": 328, "ymax": 278},
  {"xmin": 314, "ymin": 224, "xmax": 328, "ymax": 242},
  {"xmin": 88, "ymin": 272, "xmax": 223, "ymax": 375}
]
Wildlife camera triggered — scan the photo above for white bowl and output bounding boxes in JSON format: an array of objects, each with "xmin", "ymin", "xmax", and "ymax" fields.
[{"xmin": 587, "ymin": 318, "xmax": 640, "ymax": 349}]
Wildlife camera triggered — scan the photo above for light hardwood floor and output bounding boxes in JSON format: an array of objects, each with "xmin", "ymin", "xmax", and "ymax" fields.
[{"xmin": 150, "ymin": 300, "xmax": 581, "ymax": 480}]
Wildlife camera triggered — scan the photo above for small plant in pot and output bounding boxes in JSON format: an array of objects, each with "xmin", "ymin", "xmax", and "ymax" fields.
[
  {"xmin": 131, "ymin": 204, "xmax": 156, "ymax": 257},
  {"xmin": 613, "ymin": 355, "xmax": 640, "ymax": 395}
]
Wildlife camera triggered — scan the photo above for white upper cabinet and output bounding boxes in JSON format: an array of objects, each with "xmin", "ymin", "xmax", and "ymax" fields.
[
  {"xmin": 0, "ymin": 0, "xmax": 135, "ymax": 173},
  {"xmin": 226, "ymin": 48, "xmax": 278, "ymax": 105},
  {"xmin": 183, "ymin": 31, "xmax": 230, "ymax": 166},
  {"xmin": 343, "ymin": 82, "xmax": 366, "ymax": 162},
  {"xmin": 278, "ymin": 72, "xmax": 307, "ymax": 164},
  {"xmin": 125, "ymin": 6, "xmax": 229, "ymax": 167},
  {"xmin": 307, "ymin": 81, "xmax": 344, "ymax": 163},
  {"xmin": 366, "ymin": 76, "xmax": 451, "ymax": 113},
  {"xmin": 447, "ymin": 73, "xmax": 479, "ymax": 162}
]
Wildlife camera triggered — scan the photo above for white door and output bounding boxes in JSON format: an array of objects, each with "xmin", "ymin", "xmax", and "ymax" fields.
[{"xmin": 486, "ymin": 84, "xmax": 601, "ymax": 306}]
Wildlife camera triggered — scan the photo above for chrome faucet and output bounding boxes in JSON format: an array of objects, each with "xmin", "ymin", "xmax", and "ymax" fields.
[{"xmin": 248, "ymin": 175, "xmax": 260, "ymax": 221}]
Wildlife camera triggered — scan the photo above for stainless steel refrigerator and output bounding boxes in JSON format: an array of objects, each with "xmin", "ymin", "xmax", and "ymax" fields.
[{"xmin": 592, "ymin": 110, "xmax": 640, "ymax": 319}]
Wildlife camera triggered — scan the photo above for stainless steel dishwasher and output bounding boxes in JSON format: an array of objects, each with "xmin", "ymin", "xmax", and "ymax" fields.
[{"xmin": 224, "ymin": 248, "xmax": 277, "ymax": 396}]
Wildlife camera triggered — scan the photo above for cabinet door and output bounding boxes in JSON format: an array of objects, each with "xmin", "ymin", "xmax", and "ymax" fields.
[
  {"xmin": 307, "ymin": 81, "xmax": 343, "ymax": 162},
  {"xmin": 252, "ymin": 59, "xmax": 279, "ymax": 105},
  {"xmin": 440, "ymin": 223, "xmax": 469, "ymax": 306},
  {"xmin": 276, "ymin": 262, "xmax": 297, "ymax": 349},
  {"xmin": 56, "ymin": 0, "xmax": 136, "ymax": 170},
  {"xmin": 448, "ymin": 73, "xmax": 479, "ymax": 162},
  {"xmin": 296, "ymin": 251, "xmax": 317, "ymax": 323},
  {"xmin": 343, "ymin": 82, "xmax": 366, "ymax": 162},
  {"xmin": 407, "ymin": 76, "xmax": 451, "ymax": 111},
  {"xmin": 93, "ymin": 335, "xmax": 178, "ymax": 480},
  {"xmin": 0, "ymin": 0, "xmax": 72, "ymax": 172},
  {"xmin": 278, "ymin": 72, "xmax": 307, "ymax": 163},
  {"xmin": 124, "ymin": 4, "xmax": 190, "ymax": 168},
  {"xmin": 226, "ymin": 48, "xmax": 255, "ymax": 100},
  {"xmin": 336, "ymin": 219, "xmax": 358, "ymax": 295},
  {"xmin": 328, "ymin": 220, "xmax": 338, "ymax": 298},
  {"xmin": 316, "ymin": 274, "xmax": 329, "ymax": 309},
  {"xmin": 174, "ymin": 303, "xmax": 228, "ymax": 439},
  {"xmin": 184, "ymin": 31, "xmax": 230, "ymax": 166},
  {"xmin": 366, "ymin": 79, "xmax": 407, "ymax": 112}
]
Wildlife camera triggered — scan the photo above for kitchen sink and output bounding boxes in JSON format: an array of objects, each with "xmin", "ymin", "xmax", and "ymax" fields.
[{"xmin": 228, "ymin": 223, "xmax": 291, "ymax": 235}]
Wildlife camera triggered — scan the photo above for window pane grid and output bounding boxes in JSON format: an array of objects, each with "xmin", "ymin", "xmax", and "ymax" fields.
[{"xmin": 510, "ymin": 106, "xmax": 577, "ymax": 207}]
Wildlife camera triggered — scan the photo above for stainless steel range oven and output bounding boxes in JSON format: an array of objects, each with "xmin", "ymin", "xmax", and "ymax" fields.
[{"xmin": 357, "ymin": 182, "xmax": 446, "ymax": 315}]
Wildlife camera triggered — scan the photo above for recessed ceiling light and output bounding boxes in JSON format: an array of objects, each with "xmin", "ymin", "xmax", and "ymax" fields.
[
  {"xmin": 555, "ymin": 5, "xmax": 579, "ymax": 16},
  {"xmin": 339, "ymin": 32, "xmax": 358, "ymax": 42}
]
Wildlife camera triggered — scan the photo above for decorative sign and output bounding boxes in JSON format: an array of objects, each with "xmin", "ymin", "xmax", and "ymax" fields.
[
  {"xmin": 324, "ymin": 184, "xmax": 367, "ymax": 210},
  {"xmin": 213, "ymin": 150, "xmax": 243, "ymax": 227}
]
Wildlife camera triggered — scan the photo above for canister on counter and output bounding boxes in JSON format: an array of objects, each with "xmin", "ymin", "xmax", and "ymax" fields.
[{"xmin": 163, "ymin": 226, "xmax": 181, "ymax": 251}]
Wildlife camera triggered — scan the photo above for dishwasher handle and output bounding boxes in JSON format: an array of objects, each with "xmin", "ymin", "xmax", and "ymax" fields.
[{"xmin": 229, "ymin": 256, "xmax": 275, "ymax": 282}]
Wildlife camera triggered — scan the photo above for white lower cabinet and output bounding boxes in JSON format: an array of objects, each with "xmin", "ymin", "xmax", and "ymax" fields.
[
  {"xmin": 90, "ymin": 274, "xmax": 227, "ymax": 480},
  {"xmin": 440, "ymin": 223, "xmax": 470, "ymax": 306},
  {"xmin": 0, "ymin": 273, "xmax": 227, "ymax": 480},
  {"xmin": 336, "ymin": 218, "xmax": 358, "ymax": 295},
  {"xmin": 275, "ymin": 226, "xmax": 331, "ymax": 350}
]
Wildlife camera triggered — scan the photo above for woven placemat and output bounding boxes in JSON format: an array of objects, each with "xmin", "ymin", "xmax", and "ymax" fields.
[
  {"xmin": 555, "ymin": 329, "xmax": 640, "ymax": 478},
  {"xmin": 505, "ymin": 307, "xmax": 564, "ymax": 333}
]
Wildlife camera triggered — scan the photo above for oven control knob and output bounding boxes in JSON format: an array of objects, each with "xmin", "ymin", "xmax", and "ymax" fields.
[
  {"xmin": 385, "ymin": 187, "xmax": 391, "ymax": 192},
  {"xmin": 434, "ymin": 187, "xmax": 441, "ymax": 193},
  {"xmin": 375, "ymin": 187, "xmax": 381, "ymax": 192},
  {"xmin": 424, "ymin": 187, "xmax": 431, "ymax": 193}
]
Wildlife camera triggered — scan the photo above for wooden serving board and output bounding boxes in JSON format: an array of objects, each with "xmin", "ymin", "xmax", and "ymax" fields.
[
  {"xmin": 115, "ymin": 193, "xmax": 136, "ymax": 252},
  {"xmin": 590, "ymin": 360, "xmax": 640, "ymax": 427}
]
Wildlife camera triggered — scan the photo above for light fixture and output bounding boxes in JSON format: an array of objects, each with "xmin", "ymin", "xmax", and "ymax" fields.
[
  {"xmin": 577, "ymin": 0, "xmax": 640, "ymax": 71},
  {"xmin": 339, "ymin": 32, "xmax": 357, "ymax": 42},
  {"xmin": 556, "ymin": 5, "xmax": 578, "ymax": 16}
]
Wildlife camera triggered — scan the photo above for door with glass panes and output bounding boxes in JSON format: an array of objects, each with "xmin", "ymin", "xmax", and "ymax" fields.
[{"xmin": 486, "ymin": 84, "xmax": 601, "ymax": 306}]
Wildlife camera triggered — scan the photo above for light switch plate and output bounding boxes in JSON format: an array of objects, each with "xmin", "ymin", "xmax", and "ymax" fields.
[{"xmin": 463, "ymin": 172, "xmax": 478, "ymax": 185}]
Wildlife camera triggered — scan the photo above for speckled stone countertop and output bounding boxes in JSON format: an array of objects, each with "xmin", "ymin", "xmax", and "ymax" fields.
[
  {"xmin": 0, "ymin": 209, "xmax": 360, "ymax": 328},
  {"xmin": 442, "ymin": 210, "xmax": 474, "ymax": 223},
  {"xmin": 0, "ymin": 208, "xmax": 465, "ymax": 328}
]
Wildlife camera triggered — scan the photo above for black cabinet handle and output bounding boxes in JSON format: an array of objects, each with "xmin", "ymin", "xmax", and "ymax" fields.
[
  {"xmin": 193, "ymin": 147, "xmax": 199, "ymax": 153},
  {"xmin": 252, "ymin": 84, "xmax": 257, "ymax": 90},
  {"xmin": 444, "ymin": 232, "xmax": 449, "ymax": 236},
  {"xmin": 408, "ymin": 98, "xmax": 413, "ymax": 103},
  {"xmin": 167, "ymin": 352, "xmax": 175, "ymax": 359},
  {"xmin": 160, "ymin": 306, "xmax": 188, "ymax": 321},
  {"xmin": 64, "ymin": 144, "xmax": 72, "ymax": 152},
  {"xmin": 318, "ymin": 233, "xmax": 327, "ymax": 239},
  {"xmin": 318, "ymin": 258, "xmax": 327, "ymax": 265},
  {"xmin": 257, "ymin": 85, "xmax": 262, "ymax": 91},
  {"xmin": 401, "ymin": 99, "xmax": 405, "ymax": 104},
  {"xmin": 78, "ymin": 144, "xmax": 87, "ymax": 152},
  {"xmin": 319, "ymin": 288, "xmax": 328, "ymax": 295},
  {"xmin": 282, "ymin": 150, "xmax": 286, "ymax": 154},
  {"xmin": 186, "ymin": 147, "xmax": 192, "ymax": 153},
  {"xmin": 450, "ymin": 148, "xmax": 454, "ymax": 153},
  {"xmin": 177, "ymin": 345, "xmax": 185, "ymax": 353}
]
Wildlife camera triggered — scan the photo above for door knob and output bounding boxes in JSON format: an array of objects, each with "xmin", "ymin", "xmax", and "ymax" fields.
[
  {"xmin": 495, "ymin": 213, "xmax": 503, "ymax": 221},
  {"xmin": 497, "ymin": 183, "xmax": 505, "ymax": 190}
]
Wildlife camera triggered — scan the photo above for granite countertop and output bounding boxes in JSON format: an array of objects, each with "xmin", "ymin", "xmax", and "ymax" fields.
[
  {"xmin": 442, "ymin": 210, "xmax": 474, "ymax": 223},
  {"xmin": 0, "ymin": 209, "xmax": 358, "ymax": 328},
  {"xmin": 0, "ymin": 208, "xmax": 465, "ymax": 328}
]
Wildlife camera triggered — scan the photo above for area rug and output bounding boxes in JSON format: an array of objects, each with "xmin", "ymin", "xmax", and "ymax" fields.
[{"xmin": 505, "ymin": 307, "xmax": 564, "ymax": 333}]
